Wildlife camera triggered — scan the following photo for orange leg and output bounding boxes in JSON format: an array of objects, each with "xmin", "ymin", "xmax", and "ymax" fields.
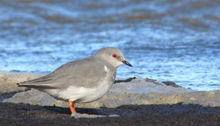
[{"xmin": 68, "ymin": 100, "xmax": 76, "ymax": 114}]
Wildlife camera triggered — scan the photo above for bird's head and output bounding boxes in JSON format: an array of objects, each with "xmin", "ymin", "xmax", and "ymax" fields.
[{"xmin": 94, "ymin": 47, "xmax": 132, "ymax": 68}]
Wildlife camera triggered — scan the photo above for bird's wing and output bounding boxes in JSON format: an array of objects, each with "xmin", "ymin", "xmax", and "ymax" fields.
[{"xmin": 17, "ymin": 58, "xmax": 109, "ymax": 89}]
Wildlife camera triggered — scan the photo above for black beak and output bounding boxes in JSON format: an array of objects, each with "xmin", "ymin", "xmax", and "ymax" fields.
[{"xmin": 122, "ymin": 60, "xmax": 132, "ymax": 67}]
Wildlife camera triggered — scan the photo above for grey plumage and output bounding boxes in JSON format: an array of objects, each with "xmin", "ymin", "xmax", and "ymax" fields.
[
  {"xmin": 17, "ymin": 57, "xmax": 115, "ymax": 89},
  {"xmin": 17, "ymin": 47, "xmax": 132, "ymax": 102}
]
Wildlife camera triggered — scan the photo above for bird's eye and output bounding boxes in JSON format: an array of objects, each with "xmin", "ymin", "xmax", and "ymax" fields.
[{"xmin": 112, "ymin": 54, "xmax": 117, "ymax": 58}]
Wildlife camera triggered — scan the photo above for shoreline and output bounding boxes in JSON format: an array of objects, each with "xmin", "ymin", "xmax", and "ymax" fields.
[
  {"xmin": 0, "ymin": 71, "xmax": 219, "ymax": 107},
  {"xmin": 1, "ymin": 71, "xmax": 219, "ymax": 91},
  {"xmin": 0, "ymin": 71, "xmax": 219, "ymax": 125}
]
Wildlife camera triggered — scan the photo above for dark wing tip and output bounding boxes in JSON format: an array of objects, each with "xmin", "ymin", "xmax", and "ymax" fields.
[
  {"xmin": 16, "ymin": 81, "xmax": 28, "ymax": 87},
  {"xmin": 16, "ymin": 82, "xmax": 57, "ymax": 89},
  {"xmin": 16, "ymin": 82, "xmax": 22, "ymax": 87}
]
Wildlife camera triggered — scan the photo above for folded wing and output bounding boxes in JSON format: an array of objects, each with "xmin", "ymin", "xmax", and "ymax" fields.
[{"xmin": 17, "ymin": 58, "xmax": 107, "ymax": 89}]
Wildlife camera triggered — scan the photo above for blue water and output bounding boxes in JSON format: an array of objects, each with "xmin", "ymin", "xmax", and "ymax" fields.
[{"xmin": 0, "ymin": 0, "xmax": 219, "ymax": 91}]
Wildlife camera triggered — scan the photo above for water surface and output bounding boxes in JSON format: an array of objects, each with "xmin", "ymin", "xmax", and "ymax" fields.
[{"xmin": 0, "ymin": 0, "xmax": 219, "ymax": 91}]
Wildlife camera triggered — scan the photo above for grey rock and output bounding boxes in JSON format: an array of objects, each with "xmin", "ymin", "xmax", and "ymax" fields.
[
  {"xmin": 3, "ymin": 78, "xmax": 220, "ymax": 107},
  {"xmin": 0, "ymin": 72, "xmax": 43, "ymax": 93}
]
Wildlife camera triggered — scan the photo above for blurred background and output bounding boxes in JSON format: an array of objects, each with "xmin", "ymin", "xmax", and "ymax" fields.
[{"xmin": 0, "ymin": 0, "xmax": 219, "ymax": 91}]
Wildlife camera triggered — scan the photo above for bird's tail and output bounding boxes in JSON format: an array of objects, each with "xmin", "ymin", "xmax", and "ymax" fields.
[{"xmin": 16, "ymin": 81, "xmax": 56, "ymax": 89}]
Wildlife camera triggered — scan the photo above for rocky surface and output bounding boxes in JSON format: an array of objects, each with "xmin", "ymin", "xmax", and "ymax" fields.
[
  {"xmin": 1, "ymin": 72, "xmax": 219, "ymax": 108},
  {"xmin": 0, "ymin": 72, "xmax": 43, "ymax": 93},
  {"xmin": 0, "ymin": 72, "xmax": 219, "ymax": 125}
]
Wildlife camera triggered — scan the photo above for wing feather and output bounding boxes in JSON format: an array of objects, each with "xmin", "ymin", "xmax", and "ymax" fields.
[{"xmin": 17, "ymin": 57, "xmax": 108, "ymax": 89}]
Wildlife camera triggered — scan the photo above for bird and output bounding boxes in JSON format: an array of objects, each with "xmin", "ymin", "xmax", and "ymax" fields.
[{"xmin": 17, "ymin": 47, "xmax": 132, "ymax": 115}]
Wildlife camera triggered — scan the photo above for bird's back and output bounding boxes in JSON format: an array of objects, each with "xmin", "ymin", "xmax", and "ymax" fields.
[{"xmin": 18, "ymin": 57, "xmax": 116, "ymax": 89}]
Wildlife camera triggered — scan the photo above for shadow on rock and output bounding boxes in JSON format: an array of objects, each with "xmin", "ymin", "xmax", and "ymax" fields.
[{"xmin": 0, "ymin": 102, "xmax": 219, "ymax": 126}]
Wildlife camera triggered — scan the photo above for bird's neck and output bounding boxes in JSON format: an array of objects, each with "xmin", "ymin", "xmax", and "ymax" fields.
[{"xmin": 91, "ymin": 55, "xmax": 117, "ymax": 70}]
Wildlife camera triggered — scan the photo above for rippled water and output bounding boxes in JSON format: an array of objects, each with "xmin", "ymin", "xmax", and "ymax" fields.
[{"xmin": 0, "ymin": 0, "xmax": 219, "ymax": 91}]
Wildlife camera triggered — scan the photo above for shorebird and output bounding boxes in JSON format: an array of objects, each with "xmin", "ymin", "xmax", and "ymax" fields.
[{"xmin": 17, "ymin": 47, "xmax": 132, "ymax": 116}]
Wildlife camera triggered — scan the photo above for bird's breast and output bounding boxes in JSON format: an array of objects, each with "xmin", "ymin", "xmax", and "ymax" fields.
[
  {"xmin": 51, "ymin": 65, "xmax": 115, "ymax": 103},
  {"xmin": 77, "ymin": 66, "xmax": 115, "ymax": 102},
  {"xmin": 76, "ymin": 77, "xmax": 113, "ymax": 103}
]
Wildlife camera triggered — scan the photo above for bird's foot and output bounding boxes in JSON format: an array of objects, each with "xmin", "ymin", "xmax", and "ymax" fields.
[{"xmin": 71, "ymin": 113, "xmax": 119, "ymax": 118}]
